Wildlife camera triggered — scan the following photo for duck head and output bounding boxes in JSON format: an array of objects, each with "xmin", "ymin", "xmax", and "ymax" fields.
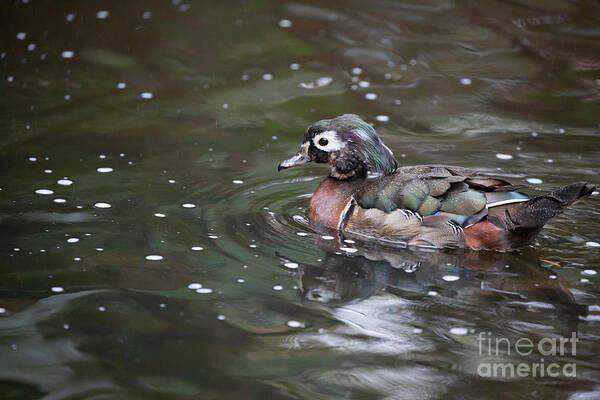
[{"xmin": 278, "ymin": 114, "xmax": 398, "ymax": 180}]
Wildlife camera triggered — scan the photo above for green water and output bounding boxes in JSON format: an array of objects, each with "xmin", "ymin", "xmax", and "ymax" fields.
[{"xmin": 1, "ymin": 0, "xmax": 599, "ymax": 399}]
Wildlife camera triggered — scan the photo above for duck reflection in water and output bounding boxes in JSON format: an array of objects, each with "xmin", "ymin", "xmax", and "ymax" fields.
[{"xmin": 289, "ymin": 234, "xmax": 586, "ymax": 332}]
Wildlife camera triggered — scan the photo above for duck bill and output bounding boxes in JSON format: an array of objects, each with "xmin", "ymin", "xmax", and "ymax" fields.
[{"xmin": 278, "ymin": 143, "xmax": 310, "ymax": 171}]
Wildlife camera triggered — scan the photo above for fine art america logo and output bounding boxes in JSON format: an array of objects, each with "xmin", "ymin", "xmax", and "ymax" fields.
[{"xmin": 477, "ymin": 332, "xmax": 578, "ymax": 378}]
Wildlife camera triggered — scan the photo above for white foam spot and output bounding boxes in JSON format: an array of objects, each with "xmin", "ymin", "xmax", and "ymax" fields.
[
  {"xmin": 61, "ymin": 50, "xmax": 74, "ymax": 59},
  {"xmin": 495, "ymin": 153, "xmax": 513, "ymax": 160},
  {"xmin": 460, "ymin": 78, "xmax": 472, "ymax": 85},
  {"xmin": 145, "ymin": 255, "xmax": 163, "ymax": 261},
  {"xmin": 287, "ymin": 320, "xmax": 304, "ymax": 328},
  {"xmin": 442, "ymin": 275, "xmax": 460, "ymax": 282},
  {"xmin": 16, "ymin": 32, "xmax": 27, "ymax": 40},
  {"xmin": 237, "ymin": 278, "xmax": 245, "ymax": 283},
  {"xmin": 67, "ymin": 238, "xmax": 79, "ymax": 243},
  {"xmin": 340, "ymin": 247, "xmax": 358, "ymax": 253},
  {"xmin": 279, "ymin": 19, "xmax": 292, "ymax": 28},
  {"xmin": 273, "ymin": 285, "xmax": 283, "ymax": 291},
  {"xmin": 196, "ymin": 288, "xmax": 212, "ymax": 294},
  {"xmin": 96, "ymin": 10, "xmax": 109, "ymax": 19},
  {"xmin": 191, "ymin": 246, "xmax": 204, "ymax": 251},
  {"xmin": 44, "ymin": 169, "xmax": 52, "ymax": 174},
  {"xmin": 98, "ymin": 306, "xmax": 106, "ymax": 312},
  {"xmin": 526, "ymin": 178, "xmax": 542, "ymax": 184},
  {"xmin": 154, "ymin": 213, "xmax": 166, "ymax": 218},
  {"xmin": 290, "ymin": 63, "xmax": 300, "ymax": 70},
  {"xmin": 54, "ymin": 198, "xmax": 67, "ymax": 204},
  {"xmin": 94, "ymin": 202, "xmax": 111, "ymax": 208},
  {"xmin": 427, "ymin": 291, "xmax": 438, "ymax": 296},
  {"xmin": 97, "ymin": 167, "xmax": 114, "ymax": 173},
  {"xmin": 450, "ymin": 327, "xmax": 468, "ymax": 335},
  {"xmin": 358, "ymin": 80, "xmax": 370, "ymax": 88},
  {"xmin": 66, "ymin": 13, "xmax": 76, "ymax": 22},
  {"xmin": 208, "ymin": 235, "xmax": 219, "ymax": 239},
  {"xmin": 232, "ymin": 179, "xmax": 244, "ymax": 184},
  {"xmin": 0, "ymin": 307, "xmax": 5, "ymax": 314},
  {"xmin": 27, "ymin": 43, "xmax": 36, "ymax": 51},
  {"xmin": 585, "ymin": 241, "xmax": 600, "ymax": 248},
  {"xmin": 581, "ymin": 278, "xmax": 590, "ymax": 283},
  {"xmin": 117, "ymin": 82, "xmax": 127, "ymax": 89},
  {"xmin": 187, "ymin": 283, "xmax": 202, "ymax": 289},
  {"xmin": 142, "ymin": 11, "xmax": 152, "ymax": 19},
  {"xmin": 262, "ymin": 73, "xmax": 273, "ymax": 81},
  {"xmin": 35, "ymin": 189, "xmax": 54, "ymax": 195},
  {"xmin": 217, "ymin": 314, "xmax": 226, "ymax": 320},
  {"xmin": 57, "ymin": 179, "xmax": 73, "ymax": 186},
  {"xmin": 343, "ymin": 239, "xmax": 355, "ymax": 244},
  {"xmin": 351, "ymin": 67, "xmax": 362, "ymax": 75},
  {"xmin": 376, "ymin": 115, "xmax": 389, "ymax": 122},
  {"xmin": 168, "ymin": 179, "xmax": 176, "ymax": 184},
  {"xmin": 51, "ymin": 286, "xmax": 64, "ymax": 293},
  {"xmin": 365, "ymin": 93, "xmax": 377, "ymax": 100},
  {"xmin": 296, "ymin": 232, "xmax": 308, "ymax": 237},
  {"xmin": 582, "ymin": 269, "xmax": 597, "ymax": 276},
  {"xmin": 321, "ymin": 235, "xmax": 334, "ymax": 240},
  {"xmin": 140, "ymin": 92, "xmax": 153, "ymax": 99},
  {"xmin": 182, "ymin": 203, "xmax": 196, "ymax": 208},
  {"xmin": 284, "ymin": 262, "xmax": 298, "ymax": 269}
]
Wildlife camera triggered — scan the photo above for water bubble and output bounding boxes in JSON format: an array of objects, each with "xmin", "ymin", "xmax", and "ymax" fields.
[
  {"xmin": 495, "ymin": 153, "xmax": 513, "ymax": 160},
  {"xmin": 358, "ymin": 81, "xmax": 370, "ymax": 88},
  {"xmin": 262, "ymin": 73, "xmax": 273, "ymax": 81},
  {"xmin": 27, "ymin": 43, "xmax": 36, "ymax": 51},
  {"xmin": 365, "ymin": 93, "xmax": 377, "ymax": 100},
  {"xmin": 340, "ymin": 247, "xmax": 358, "ymax": 253},
  {"xmin": 351, "ymin": 67, "xmax": 362, "ymax": 75},
  {"xmin": 188, "ymin": 283, "xmax": 202, "ymax": 289},
  {"xmin": 412, "ymin": 328, "xmax": 423, "ymax": 334},
  {"xmin": 51, "ymin": 286, "xmax": 64, "ymax": 293},
  {"xmin": 321, "ymin": 236, "xmax": 334, "ymax": 240},
  {"xmin": 208, "ymin": 234, "xmax": 219, "ymax": 239},
  {"xmin": 287, "ymin": 320, "xmax": 304, "ymax": 328},
  {"xmin": 99, "ymin": 154, "xmax": 106, "ymax": 159},
  {"xmin": 191, "ymin": 246, "xmax": 204, "ymax": 251},
  {"xmin": 154, "ymin": 213, "xmax": 166, "ymax": 218},
  {"xmin": 29, "ymin": 156, "xmax": 37, "ymax": 161},
  {"xmin": 140, "ymin": 92, "xmax": 153, "ymax": 99},
  {"xmin": 61, "ymin": 51, "xmax": 74, "ymax": 59},
  {"xmin": 284, "ymin": 262, "xmax": 298, "ymax": 269},
  {"xmin": 296, "ymin": 232, "xmax": 308, "ymax": 237},
  {"xmin": 64, "ymin": 94, "xmax": 71, "ymax": 100},
  {"xmin": 232, "ymin": 179, "xmax": 243, "ymax": 184},
  {"xmin": 526, "ymin": 178, "xmax": 542, "ymax": 184},
  {"xmin": 142, "ymin": 11, "xmax": 152, "ymax": 19},
  {"xmin": 376, "ymin": 115, "xmax": 389, "ymax": 122},
  {"xmin": 97, "ymin": 167, "xmax": 114, "ymax": 173},
  {"xmin": 35, "ymin": 189, "xmax": 54, "ymax": 195},
  {"xmin": 273, "ymin": 285, "xmax": 283, "ymax": 291},
  {"xmin": 460, "ymin": 78, "xmax": 472, "ymax": 85},
  {"xmin": 96, "ymin": 248, "xmax": 103, "ymax": 251},
  {"xmin": 427, "ymin": 291, "xmax": 438, "ymax": 296},
  {"xmin": 181, "ymin": 203, "xmax": 196, "ymax": 208},
  {"xmin": 98, "ymin": 306, "xmax": 106, "ymax": 312},
  {"xmin": 279, "ymin": 19, "xmax": 292, "ymax": 28},
  {"xmin": 585, "ymin": 241, "xmax": 600, "ymax": 248},
  {"xmin": 66, "ymin": 13, "xmax": 76, "ymax": 21},
  {"xmin": 57, "ymin": 179, "xmax": 73, "ymax": 186},
  {"xmin": 0, "ymin": 308, "xmax": 5, "ymax": 314},
  {"xmin": 94, "ymin": 202, "xmax": 111, "ymax": 208},
  {"xmin": 582, "ymin": 269, "xmax": 597, "ymax": 276},
  {"xmin": 237, "ymin": 278, "xmax": 245, "ymax": 283},
  {"xmin": 7, "ymin": 76, "xmax": 14, "ymax": 83},
  {"xmin": 145, "ymin": 255, "xmax": 163, "ymax": 261},
  {"xmin": 16, "ymin": 32, "xmax": 26, "ymax": 40},
  {"xmin": 196, "ymin": 288, "xmax": 212, "ymax": 294},
  {"xmin": 450, "ymin": 327, "xmax": 468, "ymax": 335},
  {"xmin": 168, "ymin": 179, "xmax": 176, "ymax": 184},
  {"xmin": 66, "ymin": 238, "xmax": 79, "ymax": 243},
  {"xmin": 290, "ymin": 63, "xmax": 300, "ymax": 70},
  {"xmin": 96, "ymin": 10, "xmax": 109, "ymax": 19},
  {"xmin": 442, "ymin": 275, "xmax": 460, "ymax": 282}
]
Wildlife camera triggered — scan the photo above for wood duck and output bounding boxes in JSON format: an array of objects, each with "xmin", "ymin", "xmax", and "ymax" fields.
[{"xmin": 278, "ymin": 114, "xmax": 595, "ymax": 250}]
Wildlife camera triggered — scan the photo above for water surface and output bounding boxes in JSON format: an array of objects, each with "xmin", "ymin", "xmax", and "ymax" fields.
[{"xmin": 1, "ymin": 0, "xmax": 599, "ymax": 399}]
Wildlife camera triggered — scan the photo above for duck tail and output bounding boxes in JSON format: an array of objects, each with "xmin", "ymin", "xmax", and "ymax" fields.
[{"xmin": 498, "ymin": 182, "xmax": 595, "ymax": 248}]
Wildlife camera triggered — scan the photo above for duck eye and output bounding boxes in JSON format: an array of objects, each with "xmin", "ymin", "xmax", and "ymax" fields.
[{"xmin": 318, "ymin": 137, "xmax": 329, "ymax": 146}]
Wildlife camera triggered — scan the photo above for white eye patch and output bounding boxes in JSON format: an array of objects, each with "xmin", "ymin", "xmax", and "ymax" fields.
[{"xmin": 312, "ymin": 130, "xmax": 346, "ymax": 152}]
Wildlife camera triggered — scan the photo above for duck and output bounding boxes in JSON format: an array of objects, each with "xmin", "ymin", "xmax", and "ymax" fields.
[{"xmin": 278, "ymin": 114, "xmax": 595, "ymax": 250}]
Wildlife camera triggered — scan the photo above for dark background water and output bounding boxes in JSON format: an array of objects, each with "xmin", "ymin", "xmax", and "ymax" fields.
[{"xmin": 1, "ymin": 1, "xmax": 599, "ymax": 399}]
